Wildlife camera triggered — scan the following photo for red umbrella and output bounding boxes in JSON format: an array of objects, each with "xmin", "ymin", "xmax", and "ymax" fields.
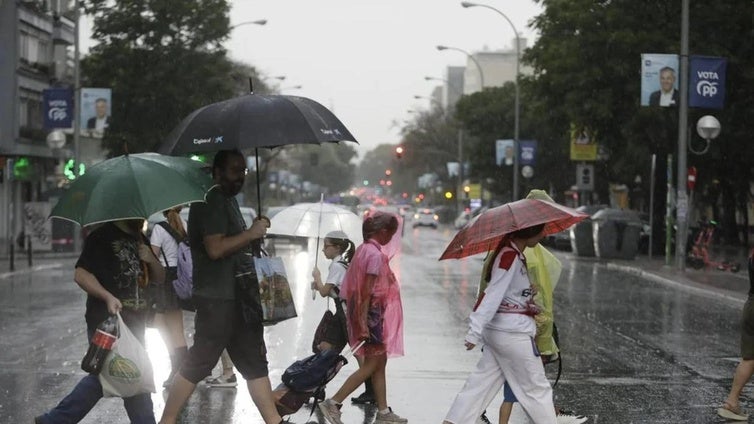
[{"xmin": 440, "ymin": 198, "xmax": 589, "ymax": 260}]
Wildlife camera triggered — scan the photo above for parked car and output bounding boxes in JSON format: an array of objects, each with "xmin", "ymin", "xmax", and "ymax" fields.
[
  {"xmin": 413, "ymin": 208, "xmax": 439, "ymax": 228},
  {"xmin": 454, "ymin": 206, "xmax": 488, "ymax": 229}
]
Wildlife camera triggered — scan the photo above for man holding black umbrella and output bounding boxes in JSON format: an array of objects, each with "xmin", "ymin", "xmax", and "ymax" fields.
[{"xmin": 159, "ymin": 150, "xmax": 282, "ymax": 424}]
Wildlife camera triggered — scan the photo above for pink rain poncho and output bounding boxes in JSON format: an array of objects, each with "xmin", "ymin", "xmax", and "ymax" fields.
[{"xmin": 340, "ymin": 238, "xmax": 404, "ymax": 358}]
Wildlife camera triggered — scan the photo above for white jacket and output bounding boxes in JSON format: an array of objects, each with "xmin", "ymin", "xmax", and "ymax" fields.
[{"xmin": 466, "ymin": 243, "xmax": 537, "ymax": 345}]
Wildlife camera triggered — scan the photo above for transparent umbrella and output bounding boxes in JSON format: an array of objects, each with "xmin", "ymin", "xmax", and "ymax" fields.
[{"xmin": 268, "ymin": 202, "xmax": 363, "ymax": 245}]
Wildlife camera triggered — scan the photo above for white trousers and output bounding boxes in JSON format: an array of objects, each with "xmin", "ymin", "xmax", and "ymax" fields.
[{"xmin": 445, "ymin": 330, "xmax": 557, "ymax": 424}]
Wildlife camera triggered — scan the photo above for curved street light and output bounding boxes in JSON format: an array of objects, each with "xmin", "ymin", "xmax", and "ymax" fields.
[
  {"xmin": 280, "ymin": 85, "xmax": 303, "ymax": 92},
  {"xmin": 229, "ymin": 19, "xmax": 268, "ymax": 30},
  {"xmin": 461, "ymin": 1, "xmax": 521, "ymax": 200},
  {"xmin": 435, "ymin": 45, "xmax": 485, "ymax": 90},
  {"xmin": 413, "ymin": 94, "xmax": 443, "ymax": 109}
]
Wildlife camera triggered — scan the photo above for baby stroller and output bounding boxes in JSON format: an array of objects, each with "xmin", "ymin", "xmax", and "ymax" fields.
[{"xmin": 273, "ymin": 341, "xmax": 364, "ymax": 417}]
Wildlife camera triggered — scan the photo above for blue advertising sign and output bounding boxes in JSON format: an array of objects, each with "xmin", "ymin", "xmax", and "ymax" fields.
[
  {"xmin": 641, "ymin": 53, "xmax": 679, "ymax": 107},
  {"xmin": 689, "ymin": 56, "xmax": 726, "ymax": 109},
  {"xmin": 43, "ymin": 88, "xmax": 73, "ymax": 128},
  {"xmin": 519, "ymin": 140, "xmax": 537, "ymax": 166}
]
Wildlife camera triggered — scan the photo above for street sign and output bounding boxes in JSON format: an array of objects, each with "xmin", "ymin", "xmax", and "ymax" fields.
[{"xmin": 576, "ymin": 163, "xmax": 594, "ymax": 191}]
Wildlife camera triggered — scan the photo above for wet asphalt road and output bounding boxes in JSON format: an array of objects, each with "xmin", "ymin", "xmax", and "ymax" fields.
[{"xmin": 0, "ymin": 225, "xmax": 749, "ymax": 423}]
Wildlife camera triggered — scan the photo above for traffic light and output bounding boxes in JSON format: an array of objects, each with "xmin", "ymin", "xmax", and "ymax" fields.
[
  {"xmin": 64, "ymin": 159, "xmax": 86, "ymax": 180},
  {"xmin": 395, "ymin": 146, "xmax": 404, "ymax": 159}
]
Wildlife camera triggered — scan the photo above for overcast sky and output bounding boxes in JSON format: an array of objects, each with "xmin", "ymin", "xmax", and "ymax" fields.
[{"xmin": 83, "ymin": 1, "xmax": 543, "ymax": 161}]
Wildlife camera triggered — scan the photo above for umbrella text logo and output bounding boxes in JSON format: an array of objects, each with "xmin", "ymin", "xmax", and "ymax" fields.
[
  {"xmin": 319, "ymin": 128, "xmax": 342, "ymax": 136},
  {"xmin": 193, "ymin": 136, "xmax": 224, "ymax": 145}
]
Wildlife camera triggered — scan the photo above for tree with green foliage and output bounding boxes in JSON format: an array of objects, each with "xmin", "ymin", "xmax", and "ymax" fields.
[
  {"xmin": 526, "ymin": 0, "xmax": 754, "ymax": 245},
  {"xmin": 80, "ymin": 0, "xmax": 268, "ymax": 156}
]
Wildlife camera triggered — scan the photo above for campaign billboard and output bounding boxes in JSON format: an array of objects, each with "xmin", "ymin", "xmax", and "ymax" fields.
[
  {"xmin": 689, "ymin": 56, "xmax": 727, "ymax": 109},
  {"xmin": 80, "ymin": 88, "xmax": 112, "ymax": 138},
  {"xmin": 43, "ymin": 88, "xmax": 74, "ymax": 129},
  {"xmin": 495, "ymin": 139, "xmax": 515, "ymax": 166},
  {"xmin": 641, "ymin": 53, "xmax": 679, "ymax": 107}
]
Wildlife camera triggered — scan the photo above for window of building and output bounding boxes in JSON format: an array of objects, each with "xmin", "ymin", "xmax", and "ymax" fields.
[
  {"xmin": 19, "ymin": 27, "xmax": 50, "ymax": 65},
  {"xmin": 19, "ymin": 89, "xmax": 44, "ymax": 130}
]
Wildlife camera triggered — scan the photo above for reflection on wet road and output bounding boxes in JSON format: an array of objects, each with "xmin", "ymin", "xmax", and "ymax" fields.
[{"xmin": 0, "ymin": 226, "xmax": 747, "ymax": 423}]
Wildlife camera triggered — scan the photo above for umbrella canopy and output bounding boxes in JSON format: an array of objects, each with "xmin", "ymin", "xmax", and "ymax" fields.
[
  {"xmin": 157, "ymin": 94, "xmax": 358, "ymax": 155},
  {"xmin": 440, "ymin": 198, "xmax": 588, "ymax": 260},
  {"xmin": 268, "ymin": 203, "xmax": 363, "ymax": 244},
  {"xmin": 50, "ymin": 153, "xmax": 212, "ymax": 227}
]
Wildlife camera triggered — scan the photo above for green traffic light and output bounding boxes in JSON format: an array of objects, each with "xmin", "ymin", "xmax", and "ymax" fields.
[{"xmin": 64, "ymin": 159, "xmax": 86, "ymax": 180}]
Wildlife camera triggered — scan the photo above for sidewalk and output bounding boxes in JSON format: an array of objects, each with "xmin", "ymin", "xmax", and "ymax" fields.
[
  {"xmin": 590, "ymin": 245, "xmax": 751, "ymax": 305},
  {"xmin": 0, "ymin": 250, "xmax": 78, "ymax": 278}
]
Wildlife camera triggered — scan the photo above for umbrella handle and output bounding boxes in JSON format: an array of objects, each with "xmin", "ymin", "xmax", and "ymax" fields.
[
  {"xmin": 312, "ymin": 237, "xmax": 320, "ymax": 300},
  {"xmin": 255, "ymin": 149, "xmax": 262, "ymax": 214}
]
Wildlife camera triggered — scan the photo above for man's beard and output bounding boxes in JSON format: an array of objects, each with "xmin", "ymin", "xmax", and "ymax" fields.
[{"xmin": 220, "ymin": 177, "xmax": 244, "ymax": 196}]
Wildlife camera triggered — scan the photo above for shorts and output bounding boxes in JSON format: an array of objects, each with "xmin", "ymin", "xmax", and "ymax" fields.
[
  {"xmin": 741, "ymin": 297, "xmax": 754, "ymax": 359},
  {"xmin": 179, "ymin": 297, "xmax": 268, "ymax": 383}
]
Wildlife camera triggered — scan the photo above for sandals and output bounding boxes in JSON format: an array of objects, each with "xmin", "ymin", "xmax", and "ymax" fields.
[{"xmin": 718, "ymin": 401, "xmax": 749, "ymax": 421}]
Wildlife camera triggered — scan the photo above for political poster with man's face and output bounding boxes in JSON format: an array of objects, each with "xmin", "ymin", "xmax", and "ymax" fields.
[
  {"xmin": 641, "ymin": 53, "xmax": 679, "ymax": 107},
  {"xmin": 80, "ymin": 88, "xmax": 112, "ymax": 137}
]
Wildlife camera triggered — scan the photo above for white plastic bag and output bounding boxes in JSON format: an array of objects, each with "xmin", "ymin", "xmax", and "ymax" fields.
[{"xmin": 98, "ymin": 312, "xmax": 155, "ymax": 398}]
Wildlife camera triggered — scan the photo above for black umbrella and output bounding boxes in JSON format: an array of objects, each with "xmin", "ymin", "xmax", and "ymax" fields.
[
  {"xmin": 158, "ymin": 94, "xmax": 357, "ymax": 154},
  {"xmin": 157, "ymin": 93, "xmax": 358, "ymax": 212}
]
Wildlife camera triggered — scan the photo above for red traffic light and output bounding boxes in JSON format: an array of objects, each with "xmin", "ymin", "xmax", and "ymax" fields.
[{"xmin": 395, "ymin": 146, "xmax": 404, "ymax": 159}]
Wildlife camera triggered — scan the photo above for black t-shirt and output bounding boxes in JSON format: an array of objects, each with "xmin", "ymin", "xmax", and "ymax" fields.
[
  {"xmin": 76, "ymin": 223, "xmax": 149, "ymax": 331},
  {"xmin": 189, "ymin": 186, "xmax": 248, "ymax": 300}
]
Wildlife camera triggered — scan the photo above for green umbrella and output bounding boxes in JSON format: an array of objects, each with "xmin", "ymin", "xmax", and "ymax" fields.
[{"xmin": 50, "ymin": 153, "xmax": 212, "ymax": 227}]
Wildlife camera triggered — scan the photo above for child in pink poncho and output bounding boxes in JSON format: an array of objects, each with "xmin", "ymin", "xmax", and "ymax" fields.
[{"xmin": 318, "ymin": 211, "xmax": 407, "ymax": 424}]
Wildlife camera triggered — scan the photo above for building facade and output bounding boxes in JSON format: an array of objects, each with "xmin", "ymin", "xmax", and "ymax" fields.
[
  {"xmin": 1, "ymin": 0, "xmax": 76, "ymax": 254},
  {"xmin": 463, "ymin": 38, "xmax": 532, "ymax": 94}
]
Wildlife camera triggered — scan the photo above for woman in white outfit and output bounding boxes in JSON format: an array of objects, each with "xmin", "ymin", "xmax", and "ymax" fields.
[{"xmin": 444, "ymin": 223, "xmax": 557, "ymax": 424}]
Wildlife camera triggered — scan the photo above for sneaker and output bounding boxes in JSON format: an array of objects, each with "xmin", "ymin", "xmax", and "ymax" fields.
[
  {"xmin": 477, "ymin": 411, "xmax": 492, "ymax": 424},
  {"xmin": 351, "ymin": 391, "xmax": 376, "ymax": 404},
  {"xmin": 374, "ymin": 407, "xmax": 408, "ymax": 423},
  {"xmin": 556, "ymin": 413, "xmax": 588, "ymax": 424},
  {"xmin": 205, "ymin": 373, "xmax": 237, "ymax": 388},
  {"xmin": 317, "ymin": 399, "xmax": 343, "ymax": 424}
]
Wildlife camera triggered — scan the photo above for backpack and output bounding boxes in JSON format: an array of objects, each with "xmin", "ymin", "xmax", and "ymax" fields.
[
  {"xmin": 282, "ymin": 348, "xmax": 348, "ymax": 393},
  {"xmin": 156, "ymin": 222, "xmax": 193, "ymax": 300}
]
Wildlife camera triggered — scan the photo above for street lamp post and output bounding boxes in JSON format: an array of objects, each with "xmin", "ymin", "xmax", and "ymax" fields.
[
  {"xmin": 280, "ymin": 85, "xmax": 303, "ymax": 92},
  {"xmin": 435, "ymin": 45, "xmax": 485, "ymax": 91},
  {"xmin": 413, "ymin": 94, "xmax": 443, "ymax": 111},
  {"xmin": 229, "ymin": 19, "xmax": 268, "ymax": 30},
  {"xmin": 461, "ymin": 1, "xmax": 521, "ymax": 200},
  {"xmin": 675, "ymin": 0, "xmax": 690, "ymax": 271}
]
